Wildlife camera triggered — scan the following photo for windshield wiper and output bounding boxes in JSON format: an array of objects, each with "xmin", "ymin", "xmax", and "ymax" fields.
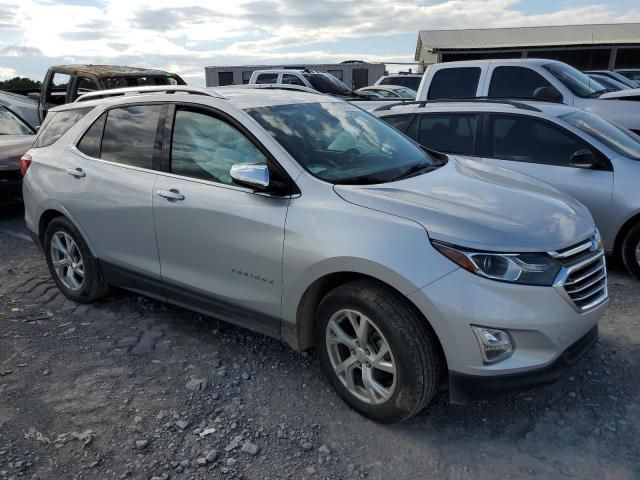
[{"xmin": 390, "ymin": 163, "xmax": 435, "ymax": 181}]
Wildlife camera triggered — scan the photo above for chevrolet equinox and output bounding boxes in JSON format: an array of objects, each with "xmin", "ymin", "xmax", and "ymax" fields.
[{"xmin": 21, "ymin": 86, "xmax": 608, "ymax": 423}]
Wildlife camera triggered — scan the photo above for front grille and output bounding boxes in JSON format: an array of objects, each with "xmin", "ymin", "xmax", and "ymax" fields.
[{"xmin": 550, "ymin": 235, "xmax": 608, "ymax": 312}]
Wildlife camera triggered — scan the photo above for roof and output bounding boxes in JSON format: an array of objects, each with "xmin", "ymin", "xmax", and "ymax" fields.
[
  {"xmin": 51, "ymin": 64, "xmax": 180, "ymax": 79},
  {"xmin": 416, "ymin": 23, "xmax": 640, "ymax": 59},
  {"xmin": 52, "ymin": 86, "xmax": 339, "ymax": 113}
]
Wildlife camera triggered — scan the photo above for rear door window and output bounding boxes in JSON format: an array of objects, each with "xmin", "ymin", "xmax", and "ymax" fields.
[
  {"xmin": 72, "ymin": 76, "xmax": 99, "ymax": 101},
  {"xmin": 33, "ymin": 108, "xmax": 91, "ymax": 148},
  {"xmin": 100, "ymin": 105, "xmax": 163, "ymax": 169},
  {"xmin": 417, "ymin": 114, "xmax": 477, "ymax": 155},
  {"xmin": 488, "ymin": 66, "xmax": 556, "ymax": 99},
  {"xmin": 427, "ymin": 68, "xmax": 481, "ymax": 100}
]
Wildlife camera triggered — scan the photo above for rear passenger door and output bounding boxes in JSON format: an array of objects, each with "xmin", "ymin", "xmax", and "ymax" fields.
[
  {"xmin": 426, "ymin": 67, "xmax": 482, "ymax": 100},
  {"xmin": 152, "ymin": 104, "xmax": 290, "ymax": 336},
  {"xmin": 481, "ymin": 114, "xmax": 613, "ymax": 237},
  {"xmin": 67, "ymin": 104, "xmax": 166, "ymax": 282},
  {"xmin": 415, "ymin": 113, "xmax": 480, "ymax": 160}
]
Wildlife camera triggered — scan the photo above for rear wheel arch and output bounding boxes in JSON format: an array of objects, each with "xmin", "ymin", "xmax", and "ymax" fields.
[
  {"xmin": 293, "ymin": 272, "xmax": 447, "ymax": 373},
  {"xmin": 38, "ymin": 209, "xmax": 97, "ymax": 257}
]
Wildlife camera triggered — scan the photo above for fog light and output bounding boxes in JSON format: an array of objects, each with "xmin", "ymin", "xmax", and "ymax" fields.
[{"xmin": 470, "ymin": 326, "xmax": 513, "ymax": 364}]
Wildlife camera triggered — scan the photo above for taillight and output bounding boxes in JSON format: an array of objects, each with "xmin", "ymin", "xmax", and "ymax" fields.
[{"xmin": 19, "ymin": 154, "xmax": 32, "ymax": 176}]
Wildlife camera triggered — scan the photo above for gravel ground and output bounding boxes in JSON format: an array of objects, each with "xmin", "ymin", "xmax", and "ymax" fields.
[{"xmin": 0, "ymin": 205, "xmax": 639, "ymax": 480}]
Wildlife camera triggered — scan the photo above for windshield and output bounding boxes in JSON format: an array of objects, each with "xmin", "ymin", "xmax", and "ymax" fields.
[
  {"xmin": 543, "ymin": 63, "xmax": 608, "ymax": 98},
  {"xmin": 302, "ymin": 73, "xmax": 352, "ymax": 95},
  {"xmin": 247, "ymin": 102, "xmax": 437, "ymax": 184},
  {"xmin": 104, "ymin": 75, "xmax": 182, "ymax": 89},
  {"xmin": 560, "ymin": 110, "xmax": 640, "ymax": 160},
  {"xmin": 0, "ymin": 106, "xmax": 33, "ymax": 135}
]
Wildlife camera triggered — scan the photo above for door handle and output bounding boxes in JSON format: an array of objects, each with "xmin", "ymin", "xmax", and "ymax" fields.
[
  {"xmin": 66, "ymin": 167, "xmax": 86, "ymax": 178},
  {"xmin": 156, "ymin": 189, "xmax": 185, "ymax": 201}
]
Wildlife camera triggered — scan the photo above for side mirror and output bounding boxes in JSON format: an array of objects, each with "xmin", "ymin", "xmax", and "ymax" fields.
[
  {"xmin": 230, "ymin": 163, "xmax": 270, "ymax": 190},
  {"xmin": 533, "ymin": 86, "xmax": 563, "ymax": 103},
  {"xmin": 569, "ymin": 149, "xmax": 597, "ymax": 169}
]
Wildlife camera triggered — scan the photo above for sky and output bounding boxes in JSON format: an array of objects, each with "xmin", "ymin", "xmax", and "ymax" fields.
[{"xmin": 0, "ymin": 0, "xmax": 638, "ymax": 86}]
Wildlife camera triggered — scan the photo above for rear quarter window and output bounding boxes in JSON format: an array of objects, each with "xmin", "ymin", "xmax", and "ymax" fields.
[{"xmin": 33, "ymin": 108, "xmax": 92, "ymax": 148}]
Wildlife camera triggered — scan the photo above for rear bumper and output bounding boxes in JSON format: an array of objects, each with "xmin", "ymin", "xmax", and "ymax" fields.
[{"xmin": 449, "ymin": 325, "xmax": 598, "ymax": 403}]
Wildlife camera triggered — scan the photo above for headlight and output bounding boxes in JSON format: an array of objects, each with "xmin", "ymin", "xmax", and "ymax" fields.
[{"xmin": 432, "ymin": 241, "xmax": 561, "ymax": 286}]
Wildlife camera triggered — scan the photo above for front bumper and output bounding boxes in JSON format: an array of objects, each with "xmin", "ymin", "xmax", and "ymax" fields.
[
  {"xmin": 448, "ymin": 325, "xmax": 597, "ymax": 403},
  {"xmin": 407, "ymin": 267, "xmax": 607, "ymax": 399}
]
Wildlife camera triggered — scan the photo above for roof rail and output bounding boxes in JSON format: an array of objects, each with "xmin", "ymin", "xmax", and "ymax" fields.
[
  {"xmin": 373, "ymin": 97, "xmax": 543, "ymax": 113},
  {"xmin": 238, "ymin": 84, "xmax": 319, "ymax": 94},
  {"xmin": 75, "ymin": 85, "xmax": 226, "ymax": 103}
]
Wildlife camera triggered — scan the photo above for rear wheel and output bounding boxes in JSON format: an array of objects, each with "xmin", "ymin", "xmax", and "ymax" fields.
[
  {"xmin": 315, "ymin": 280, "xmax": 441, "ymax": 423},
  {"xmin": 621, "ymin": 223, "xmax": 640, "ymax": 280},
  {"xmin": 44, "ymin": 217, "xmax": 108, "ymax": 303}
]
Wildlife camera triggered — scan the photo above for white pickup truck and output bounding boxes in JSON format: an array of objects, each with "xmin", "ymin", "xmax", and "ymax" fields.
[{"xmin": 415, "ymin": 58, "xmax": 640, "ymax": 134}]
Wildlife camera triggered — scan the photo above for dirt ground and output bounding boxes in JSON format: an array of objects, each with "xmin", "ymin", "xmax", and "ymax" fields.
[{"xmin": 1, "ymin": 205, "xmax": 639, "ymax": 480}]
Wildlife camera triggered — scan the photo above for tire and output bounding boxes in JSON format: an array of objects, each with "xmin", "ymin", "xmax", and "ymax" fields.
[
  {"xmin": 621, "ymin": 223, "xmax": 640, "ymax": 281},
  {"xmin": 315, "ymin": 279, "xmax": 441, "ymax": 423},
  {"xmin": 44, "ymin": 216, "xmax": 108, "ymax": 303}
]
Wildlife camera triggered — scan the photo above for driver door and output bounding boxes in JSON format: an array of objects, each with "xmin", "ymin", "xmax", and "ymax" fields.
[
  {"xmin": 481, "ymin": 113, "xmax": 613, "ymax": 239},
  {"xmin": 152, "ymin": 104, "xmax": 290, "ymax": 336}
]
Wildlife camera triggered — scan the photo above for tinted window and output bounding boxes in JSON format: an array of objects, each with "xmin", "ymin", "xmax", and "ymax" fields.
[
  {"xmin": 256, "ymin": 73, "xmax": 278, "ymax": 84},
  {"xmin": 489, "ymin": 66, "xmax": 556, "ymax": 99},
  {"xmin": 327, "ymin": 70, "xmax": 343, "ymax": 81},
  {"xmin": 0, "ymin": 106, "xmax": 33, "ymax": 135},
  {"xmin": 248, "ymin": 102, "xmax": 437, "ymax": 184},
  {"xmin": 33, "ymin": 108, "xmax": 91, "ymax": 148},
  {"xmin": 282, "ymin": 74, "xmax": 304, "ymax": 86},
  {"xmin": 381, "ymin": 114, "xmax": 415, "ymax": 134},
  {"xmin": 417, "ymin": 114, "xmax": 476, "ymax": 155},
  {"xmin": 428, "ymin": 68, "xmax": 481, "ymax": 100},
  {"xmin": 302, "ymin": 73, "xmax": 352, "ymax": 95},
  {"xmin": 100, "ymin": 105, "xmax": 162, "ymax": 168},
  {"xmin": 77, "ymin": 113, "xmax": 106, "ymax": 158},
  {"xmin": 171, "ymin": 109, "xmax": 267, "ymax": 185},
  {"xmin": 489, "ymin": 115, "xmax": 591, "ymax": 166}
]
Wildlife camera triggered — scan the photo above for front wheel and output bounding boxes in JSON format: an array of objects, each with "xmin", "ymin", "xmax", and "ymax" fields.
[
  {"xmin": 44, "ymin": 216, "xmax": 108, "ymax": 303},
  {"xmin": 315, "ymin": 280, "xmax": 441, "ymax": 423},
  {"xmin": 621, "ymin": 223, "xmax": 640, "ymax": 280}
]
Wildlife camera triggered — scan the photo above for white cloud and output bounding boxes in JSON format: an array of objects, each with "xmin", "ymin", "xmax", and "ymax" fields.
[
  {"xmin": 0, "ymin": 67, "xmax": 17, "ymax": 80},
  {"xmin": 0, "ymin": 0, "xmax": 638, "ymax": 84}
]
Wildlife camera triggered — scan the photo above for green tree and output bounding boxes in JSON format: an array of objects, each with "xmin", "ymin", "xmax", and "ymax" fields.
[{"xmin": 0, "ymin": 77, "xmax": 42, "ymax": 91}]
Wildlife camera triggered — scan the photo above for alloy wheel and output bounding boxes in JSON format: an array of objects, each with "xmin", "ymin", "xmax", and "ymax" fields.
[
  {"xmin": 50, "ymin": 231, "xmax": 85, "ymax": 291},
  {"xmin": 325, "ymin": 309, "xmax": 396, "ymax": 405}
]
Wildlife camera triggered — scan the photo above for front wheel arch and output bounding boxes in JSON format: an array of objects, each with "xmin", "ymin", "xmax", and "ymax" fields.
[{"xmin": 293, "ymin": 272, "xmax": 447, "ymax": 373}]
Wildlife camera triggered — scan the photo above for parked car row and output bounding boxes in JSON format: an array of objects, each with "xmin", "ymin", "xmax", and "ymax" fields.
[
  {"xmin": 374, "ymin": 98, "xmax": 640, "ymax": 280},
  {"xmin": 20, "ymin": 84, "xmax": 609, "ymax": 424}
]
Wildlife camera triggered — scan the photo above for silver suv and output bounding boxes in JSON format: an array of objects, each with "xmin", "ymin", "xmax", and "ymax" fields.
[
  {"xmin": 22, "ymin": 86, "xmax": 607, "ymax": 423},
  {"xmin": 375, "ymin": 99, "xmax": 640, "ymax": 280}
]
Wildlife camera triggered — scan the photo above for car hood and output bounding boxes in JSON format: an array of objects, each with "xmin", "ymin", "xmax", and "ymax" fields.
[
  {"xmin": 0, "ymin": 135, "xmax": 34, "ymax": 171},
  {"xmin": 599, "ymin": 88, "xmax": 640, "ymax": 100},
  {"xmin": 334, "ymin": 158, "xmax": 594, "ymax": 252}
]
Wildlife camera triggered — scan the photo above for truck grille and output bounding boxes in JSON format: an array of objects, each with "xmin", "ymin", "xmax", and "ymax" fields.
[{"xmin": 550, "ymin": 234, "xmax": 608, "ymax": 312}]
